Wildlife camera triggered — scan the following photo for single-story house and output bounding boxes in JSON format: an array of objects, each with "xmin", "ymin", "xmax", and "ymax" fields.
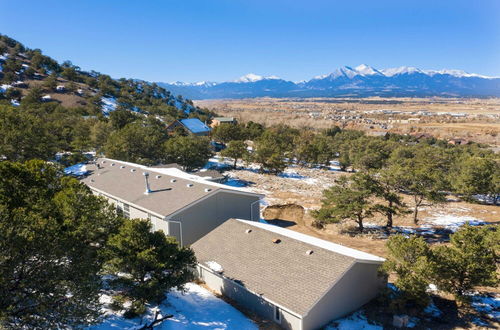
[
  {"xmin": 81, "ymin": 158, "xmax": 262, "ymax": 246},
  {"xmin": 210, "ymin": 117, "xmax": 237, "ymax": 128},
  {"xmin": 192, "ymin": 219, "xmax": 386, "ymax": 330},
  {"xmin": 167, "ymin": 118, "xmax": 211, "ymax": 136}
]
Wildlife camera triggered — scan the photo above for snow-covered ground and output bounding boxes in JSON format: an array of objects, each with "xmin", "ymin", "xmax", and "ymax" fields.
[
  {"xmin": 64, "ymin": 163, "xmax": 89, "ymax": 176},
  {"xmin": 422, "ymin": 213, "xmax": 486, "ymax": 232},
  {"xmin": 469, "ymin": 292, "xmax": 500, "ymax": 322},
  {"xmin": 90, "ymin": 283, "xmax": 256, "ymax": 330},
  {"xmin": 326, "ymin": 311, "xmax": 382, "ymax": 330},
  {"xmin": 101, "ymin": 97, "xmax": 117, "ymax": 114}
]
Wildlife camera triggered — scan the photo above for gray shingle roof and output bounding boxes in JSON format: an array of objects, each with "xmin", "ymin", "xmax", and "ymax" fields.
[
  {"xmin": 192, "ymin": 219, "xmax": 383, "ymax": 316},
  {"xmin": 81, "ymin": 158, "xmax": 259, "ymax": 217}
]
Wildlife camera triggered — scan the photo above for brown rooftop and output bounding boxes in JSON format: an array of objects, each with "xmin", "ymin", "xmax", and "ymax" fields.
[
  {"xmin": 81, "ymin": 158, "xmax": 258, "ymax": 217},
  {"xmin": 191, "ymin": 219, "xmax": 361, "ymax": 316}
]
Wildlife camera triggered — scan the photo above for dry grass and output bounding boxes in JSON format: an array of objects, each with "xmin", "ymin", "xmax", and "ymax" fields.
[{"xmin": 196, "ymin": 97, "xmax": 500, "ymax": 146}]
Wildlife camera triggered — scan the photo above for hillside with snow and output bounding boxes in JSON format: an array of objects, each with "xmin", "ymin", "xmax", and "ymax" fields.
[
  {"xmin": 158, "ymin": 64, "xmax": 500, "ymax": 99},
  {"xmin": 0, "ymin": 34, "xmax": 198, "ymax": 115}
]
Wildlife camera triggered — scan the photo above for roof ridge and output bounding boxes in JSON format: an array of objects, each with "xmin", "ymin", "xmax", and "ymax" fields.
[
  {"xmin": 97, "ymin": 158, "xmax": 262, "ymax": 194},
  {"xmin": 236, "ymin": 219, "xmax": 384, "ymax": 263}
]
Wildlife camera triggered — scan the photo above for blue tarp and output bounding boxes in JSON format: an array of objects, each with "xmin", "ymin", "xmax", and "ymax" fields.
[{"xmin": 179, "ymin": 118, "xmax": 211, "ymax": 134}]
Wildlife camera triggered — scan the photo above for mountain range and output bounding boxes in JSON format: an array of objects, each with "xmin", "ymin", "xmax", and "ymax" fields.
[{"xmin": 158, "ymin": 64, "xmax": 500, "ymax": 99}]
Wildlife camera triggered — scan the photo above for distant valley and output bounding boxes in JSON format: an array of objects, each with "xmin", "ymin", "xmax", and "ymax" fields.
[{"xmin": 158, "ymin": 64, "xmax": 500, "ymax": 99}]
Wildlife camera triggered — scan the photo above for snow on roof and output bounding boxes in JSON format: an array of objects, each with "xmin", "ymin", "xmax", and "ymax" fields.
[
  {"xmin": 237, "ymin": 219, "xmax": 385, "ymax": 263},
  {"xmin": 179, "ymin": 118, "xmax": 211, "ymax": 134}
]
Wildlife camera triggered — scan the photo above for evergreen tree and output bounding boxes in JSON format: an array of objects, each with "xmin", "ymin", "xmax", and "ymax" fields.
[
  {"xmin": 0, "ymin": 160, "xmax": 122, "ymax": 328},
  {"xmin": 104, "ymin": 118, "xmax": 169, "ymax": 165},
  {"xmin": 313, "ymin": 173, "xmax": 376, "ymax": 231},
  {"xmin": 221, "ymin": 140, "xmax": 248, "ymax": 168},
  {"xmin": 382, "ymin": 235, "xmax": 432, "ymax": 312},
  {"xmin": 389, "ymin": 146, "xmax": 448, "ymax": 223},
  {"xmin": 452, "ymin": 156, "xmax": 499, "ymax": 205},
  {"xmin": 211, "ymin": 123, "xmax": 244, "ymax": 143},
  {"xmin": 429, "ymin": 225, "xmax": 498, "ymax": 304},
  {"xmin": 253, "ymin": 129, "xmax": 288, "ymax": 174},
  {"xmin": 109, "ymin": 109, "xmax": 140, "ymax": 130},
  {"xmin": 371, "ymin": 169, "xmax": 409, "ymax": 228},
  {"xmin": 0, "ymin": 104, "xmax": 57, "ymax": 161},
  {"xmin": 163, "ymin": 135, "xmax": 213, "ymax": 171},
  {"xmin": 104, "ymin": 219, "xmax": 196, "ymax": 317}
]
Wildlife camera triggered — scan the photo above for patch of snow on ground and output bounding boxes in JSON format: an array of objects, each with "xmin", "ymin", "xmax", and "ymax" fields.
[
  {"xmin": 469, "ymin": 293, "xmax": 500, "ymax": 321},
  {"xmin": 278, "ymin": 169, "xmax": 318, "ymax": 184},
  {"xmin": 0, "ymin": 84, "xmax": 12, "ymax": 92},
  {"xmin": 423, "ymin": 213, "xmax": 486, "ymax": 232},
  {"xmin": 91, "ymin": 283, "xmax": 257, "ymax": 330},
  {"xmin": 326, "ymin": 311, "xmax": 382, "ymax": 330},
  {"xmin": 223, "ymin": 177, "xmax": 248, "ymax": 187},
  {"xmin": 424, "ymin": 301, "xmax": 442, "ymax": 318},
  {"xmin": 64, "ymin": 163, "xmax": 88, "ymax": 176},
  {"xmin": 101, "ymin": 97, "xmax": 117, "ymax": 114}
]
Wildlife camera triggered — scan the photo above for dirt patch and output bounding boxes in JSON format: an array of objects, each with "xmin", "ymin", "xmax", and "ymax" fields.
[{"xmin": 263, "ymin": 203, "xmax": 305, "ymax": 226}]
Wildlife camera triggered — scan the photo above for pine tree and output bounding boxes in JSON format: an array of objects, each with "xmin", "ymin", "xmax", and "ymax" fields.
[
  {"xmin": 429, "ymin": 225, "xmax": 498, "ymax": 304},
  {"xmin": 452, "ymin": 156, "xmax": 499, "ymax": 205},
  {"xmin": 104, "ymin": 219, "xmax": 196, "ymax": 317},
  {"xmin": 163, "ymin": 135, "xmax": 213, "ymax": 171},
  {"xmin": 0, "ymin": 160, "xmax": 122, "ymax": 328},
  {"xmin": 221, "ymin": 140, "xmax": 248, "ymax": 168},
  {"xmin": 313, "ymin": 173, "xmax": 376, "ymax": 231},
  {"xmin": 382, "ymin": 235, "xmax": 432, "ymax": 312}
]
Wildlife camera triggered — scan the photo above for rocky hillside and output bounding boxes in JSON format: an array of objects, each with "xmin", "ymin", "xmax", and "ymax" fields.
[{"xmin": 0, "ymin": 34, "xmax": 197, "ymax": 115}]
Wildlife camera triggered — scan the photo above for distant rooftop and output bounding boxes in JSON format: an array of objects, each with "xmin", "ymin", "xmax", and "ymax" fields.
[
  {"xmin": 179, "ymin": 118, "xmax": 211, "ymax": 134},
  {"xmin": 213, "ymin": 117, "xmax": 235, "ymax": 122}
]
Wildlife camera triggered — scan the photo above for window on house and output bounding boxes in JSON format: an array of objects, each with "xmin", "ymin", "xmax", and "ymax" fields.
[
  {"xmin": 116, "ymin": 204, "xmax": 123, "ymax": 216},
  {"xmin": 274, "ymin": 306, "xmax": 281, "ymax": 323},
  {"xmin": 123, "ymin": 204, "xmax": 130, "ymax": 219}
]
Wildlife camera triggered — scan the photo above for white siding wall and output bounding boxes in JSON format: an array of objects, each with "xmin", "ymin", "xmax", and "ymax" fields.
[
  {"xmin": 171, "ymin": 192, "xmax": 260, "ymax": 246},
  {"xmin": 302, "ymin": 262, "xmax": 385, "ymax": 330},
  {"xmin": 197, "ymin": 266, "xmax": 303, "ymax": 330}
]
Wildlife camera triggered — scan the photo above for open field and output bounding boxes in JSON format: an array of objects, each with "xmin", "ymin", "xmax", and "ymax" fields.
[{"xmin": 195, "ymin": 97, "xmax": 500, "ymax": 147}]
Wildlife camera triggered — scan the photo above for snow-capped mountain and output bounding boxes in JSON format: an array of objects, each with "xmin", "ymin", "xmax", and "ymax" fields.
[{"xmin": 158, "ymin": 65, "xmax": 500, "ymax": 99}]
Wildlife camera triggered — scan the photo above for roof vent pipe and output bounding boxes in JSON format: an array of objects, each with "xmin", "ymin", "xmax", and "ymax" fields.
[{"xmin": 143, "ymin": 172, "xmax": 151, "ymax": 194}]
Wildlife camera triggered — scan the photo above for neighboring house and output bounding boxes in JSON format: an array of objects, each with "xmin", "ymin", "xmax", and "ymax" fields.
[
  {"xmin": 210, "ymin": 117, "xmax": 237, "ymax": 128},
  {"xmin": 81, "ymin": 158, "xmax": 262, "ymax": 246},
  {"xmin": 167, "ymin": 118, "xmax": 211, "ymax": 136},
  {"xmin": 192, "ymin": 219, "xmax": 385, "ymax": 330}
]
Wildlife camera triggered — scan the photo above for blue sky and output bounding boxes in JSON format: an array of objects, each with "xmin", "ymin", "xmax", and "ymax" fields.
[{"xmin": 1, "ymin": 0, "xmax": 499, "ymax": 82}]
